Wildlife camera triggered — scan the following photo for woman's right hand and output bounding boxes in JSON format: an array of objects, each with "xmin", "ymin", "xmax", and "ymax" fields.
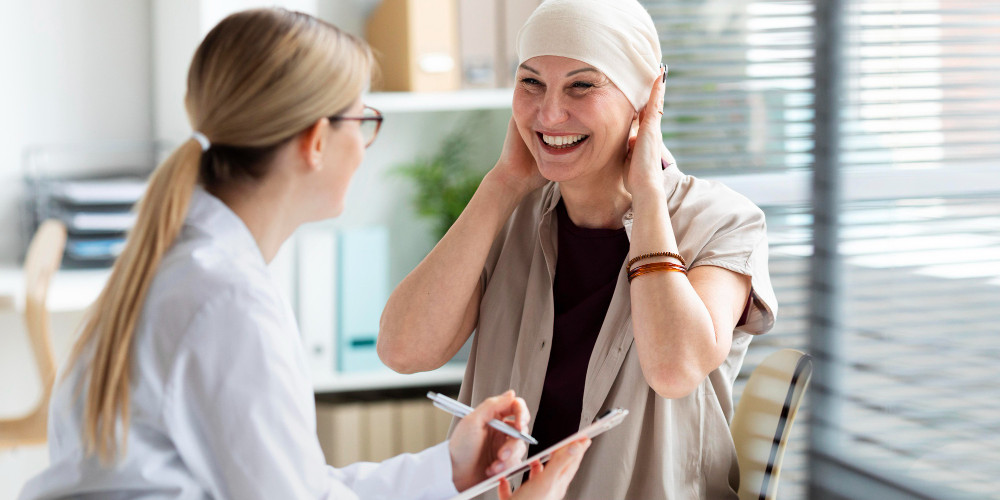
[
  {"xmin": 497, "ymin": 438, "xmax": 591, "ymax": 500},
  {"xmin": 488, "ymin": 117, "xmax": 547, "ymax": 198}
]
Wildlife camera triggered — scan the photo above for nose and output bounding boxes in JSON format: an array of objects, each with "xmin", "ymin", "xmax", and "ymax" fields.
[{"xmin": 537, "ymin": 89, "xmax": 570, "ymax": 127}]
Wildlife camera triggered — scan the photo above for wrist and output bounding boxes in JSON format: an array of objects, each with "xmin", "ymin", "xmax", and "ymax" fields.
[
  {"xmin": 483, "ymin": 168, "xmax": 537, "ymax": 204},
  {"xmin": 448, "ymin": 441, "xmax": 472, "ymax": 491},
  {"xmin": 629, "ymin": 182, "xmax": 666, "ymax": 207}
]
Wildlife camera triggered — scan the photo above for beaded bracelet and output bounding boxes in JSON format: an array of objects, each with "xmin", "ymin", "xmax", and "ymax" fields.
[
  {"xmin": 627, "ymin": 262, "xmax": 688, "ymax": 283},
  {"xmin": 627, "ymin": 251, "xmax": 686, "ymax": 271}
]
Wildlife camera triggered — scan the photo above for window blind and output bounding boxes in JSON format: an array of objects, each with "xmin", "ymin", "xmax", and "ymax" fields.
[
  {"xmin": 642, "ymin": 0, "xmax": 1000, "ymax": 497},
  {"xmin": 646, "ymin": 0, "xmax": 816, "ymax": 175},
  {"xmin": 642, "ymin": 1, "xmax": 817, "ymax": 497},
  {"xmin": 813, "ymin": 1, "xmax": 1000, "ymax": 498}
]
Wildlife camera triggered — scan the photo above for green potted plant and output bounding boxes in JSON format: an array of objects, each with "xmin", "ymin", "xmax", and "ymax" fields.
[{"xmin": 394, "ymin": 114, "xmax": 491, "ymax": 240}]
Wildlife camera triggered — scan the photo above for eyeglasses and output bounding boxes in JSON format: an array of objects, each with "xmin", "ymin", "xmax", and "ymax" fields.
[{"xmin": 329, "ymin": 105, "xmax": 383, "ymax": 148}]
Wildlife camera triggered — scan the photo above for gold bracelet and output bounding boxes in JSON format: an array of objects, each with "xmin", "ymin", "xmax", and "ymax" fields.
[
  {"xmin": 627, "ymin": 251, "xmax": 686, "ymax": 271},
  {"xmin": 627, "ymin": 262, "xmax": 688, "ymax": 283}
]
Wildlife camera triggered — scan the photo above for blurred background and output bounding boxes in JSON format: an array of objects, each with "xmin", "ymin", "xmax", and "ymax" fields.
[{"xmin": 1, "ymin": 0, "xmax": 998, "ymax": 498}]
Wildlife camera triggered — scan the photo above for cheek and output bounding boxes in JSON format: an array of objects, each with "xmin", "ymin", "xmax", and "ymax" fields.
[
  {"xmin": 326, "ymin": 136, "xmax": 364, "ymax": 194},
  {"xmin": 592, "ymin": 106, "xmax": 635, "ymax": 155},
  {"xmin": 512, "ymin": 89, "xmax": 533, "ymax": 114},
  {"xmin": 512, "ymin": 98, "xmax": 538, "ymax": 151},
  {"xmin": 591, "ymin": 96, "xmax": 632, "ymax": 131},
  {"xmin": 341, "ymin": 134, "xmax": 365, "ymax": 174},
  {"xmin": 351, "ymin": 139, "xmax": 365, "ymax": 170},
  {"xmin": 512, "ymin": 96, "xmax": 531, "ymax": 127}
]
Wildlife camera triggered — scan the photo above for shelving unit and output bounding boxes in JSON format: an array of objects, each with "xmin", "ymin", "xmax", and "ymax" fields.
[{"xmin": 0, "ymin": 266, "xmax": 466, "ymax": 394}]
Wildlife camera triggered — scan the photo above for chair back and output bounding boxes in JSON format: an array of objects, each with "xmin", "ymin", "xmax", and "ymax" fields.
[
  {"xmin": 0, "ymin": 219, "xmax": 67, "ymax": 448},
  {"xmin": 731, "ymin": 348, "xmax": 813, "ymax": 500}
]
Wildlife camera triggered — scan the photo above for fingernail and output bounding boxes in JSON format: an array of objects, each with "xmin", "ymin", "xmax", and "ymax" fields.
[{"xmin": 501, "ymin": 448, "xmax": 511, "ymax": 460}]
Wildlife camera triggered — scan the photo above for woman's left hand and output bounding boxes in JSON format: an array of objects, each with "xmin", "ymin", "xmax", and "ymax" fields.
[
  {"xmin": 623, "ymin": 66, "xmax": 667, "ymax": 197},
  {"xmin": 449, "ymin": 390, "xmax": 531, "ymax": 491}
]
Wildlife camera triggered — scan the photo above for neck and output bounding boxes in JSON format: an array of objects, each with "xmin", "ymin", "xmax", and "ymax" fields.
[
  {"xmin": 558, "ymin": 171, "xmax": 632, "ymax": 229},
  {"xmin": 209, "ymin": 179, "xmax": 299, "ymax": 264}
]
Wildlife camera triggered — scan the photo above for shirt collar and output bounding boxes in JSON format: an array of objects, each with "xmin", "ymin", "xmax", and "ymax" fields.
[
  {"xmin": 184, "ymin": 186, "xmax": 268, "ymax": 268},
  {"xmin": 540, "ymin": 161, "xmax": 684, "ymax": 238}
]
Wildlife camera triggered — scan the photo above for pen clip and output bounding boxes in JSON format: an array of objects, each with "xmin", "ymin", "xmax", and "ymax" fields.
[
  {"xmin": 428, "ymin": 392, "xmax": 472, "ymax": 417},
  {"xmin": 433, "ymin": 400, "xmax": 470, "ymax": 417}
]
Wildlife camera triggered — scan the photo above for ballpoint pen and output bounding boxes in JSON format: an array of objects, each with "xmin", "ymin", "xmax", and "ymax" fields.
[{"xmin": 426, "ymin": 391, "xmax": 539, "ymax": 446}]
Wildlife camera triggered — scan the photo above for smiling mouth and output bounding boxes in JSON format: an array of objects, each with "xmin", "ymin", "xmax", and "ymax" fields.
[{"xmin": 538, "ymin": 132, "xmax": 589, "ymax": 149}]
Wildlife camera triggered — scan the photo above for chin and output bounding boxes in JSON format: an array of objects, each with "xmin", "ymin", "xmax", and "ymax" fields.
[
  {"xmin": 535, "ymin": 153, "xmax": 594, "ymax": 183},
  {"xmin": 316, "ymin": 201, "xmax": 345, "ymax": 221},
  {"xmin": 538, "ymin": 165, "xmax": 580, "ymax": 184}
]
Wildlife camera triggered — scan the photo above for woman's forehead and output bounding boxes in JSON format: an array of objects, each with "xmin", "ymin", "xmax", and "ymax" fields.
[{"xmin": 519, "ymin": 55, "xmax": 605, "ymax": 77}]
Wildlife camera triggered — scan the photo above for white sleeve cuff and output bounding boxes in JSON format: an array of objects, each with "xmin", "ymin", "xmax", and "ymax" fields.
[{"xmin": 424, "ymin": 441, "xmax": 460, "ymax": 500}]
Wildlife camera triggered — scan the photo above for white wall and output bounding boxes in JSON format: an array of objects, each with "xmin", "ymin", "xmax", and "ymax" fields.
[
  {"xmin": 0, "ymin": 0, "xmax": 153, "ymax": 263},
  {"xmin": 318, "ymin": 0, "xmax": 380, "ymax": 38},
  {"xmin": 152, "ymin": 0, "xmax": 319, "ymax": 145},
  {"xmin": 0, "ymin": 5, "xmax": 152, "ymax": 495}
]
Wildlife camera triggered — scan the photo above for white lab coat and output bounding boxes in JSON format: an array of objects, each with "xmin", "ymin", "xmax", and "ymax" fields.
[{"xmin": 20, "ymin": 188, "xmax": 460, "ymax": 500}]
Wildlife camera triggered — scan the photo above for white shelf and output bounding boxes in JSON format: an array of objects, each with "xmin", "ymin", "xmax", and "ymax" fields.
[
  {"xmin": 311, "ymin": 364, "xmax": 466, "ymax": 393},
  {"xmin": 367, "ymin": 88, "xmax": 514, "ymax": 113},
  {"xmin": 0, "ymin": 265, "xmax": 466, "ymax": 394},
  {"xmin": 0, "ymin": 266, "xmax": 111, "ymax": 313}
]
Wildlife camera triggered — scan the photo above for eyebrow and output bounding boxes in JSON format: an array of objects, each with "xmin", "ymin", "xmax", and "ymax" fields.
[
  {"xmin": 566, "ymin": 67, "xmax": 600, "ymax": 77},
  {"xmin": 518, "ymin": 63, "xmax": 601, "ymax": 78}
]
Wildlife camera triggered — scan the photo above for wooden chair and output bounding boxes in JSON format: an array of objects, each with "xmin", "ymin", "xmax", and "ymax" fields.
[
  {"xmin": 731, "ymin": 348, "xmax": 813, "ymax": 500},
  {"xmin": 0, "ymin": 220, "xmax": 67, "ymax": 448}
]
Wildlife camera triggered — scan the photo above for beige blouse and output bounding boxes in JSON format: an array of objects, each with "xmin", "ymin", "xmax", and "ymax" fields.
[{"xmin": 454, "ymin": 164, "xmax": 777, "ymax": 499}]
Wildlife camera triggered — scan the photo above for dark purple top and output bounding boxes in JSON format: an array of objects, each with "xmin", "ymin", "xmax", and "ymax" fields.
[{"xmin": 529, "ymin": 200, "xmax": 630, "ymax": 455}]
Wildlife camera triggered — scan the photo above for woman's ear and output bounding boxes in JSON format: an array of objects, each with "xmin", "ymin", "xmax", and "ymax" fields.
[
  {"xmin": 299, "ymin": 118, "xmax": 329, "ymax": 171},
  {"xmin": 626, "ymin": 113, "xmax": 641, "ymax": 153}
]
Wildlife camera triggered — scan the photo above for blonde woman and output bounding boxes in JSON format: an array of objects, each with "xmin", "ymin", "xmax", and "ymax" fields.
[{"xmin": 19, "ymin": 9, "xmax": 587, "ymax": 500}]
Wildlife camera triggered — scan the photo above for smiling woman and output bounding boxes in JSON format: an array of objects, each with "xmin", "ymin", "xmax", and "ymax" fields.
[
  {"xmin": 378, "ymin": 0, "xmax": 777, "ymax": 498},
  {"xmin": 512, "ymin": 56, "xmax": 635, "ymax": 186}
]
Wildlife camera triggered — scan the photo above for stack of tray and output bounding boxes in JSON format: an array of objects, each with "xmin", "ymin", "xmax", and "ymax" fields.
[{"xmin": 30, "ymin": 177, "xmax": 146, "ymax": 268}]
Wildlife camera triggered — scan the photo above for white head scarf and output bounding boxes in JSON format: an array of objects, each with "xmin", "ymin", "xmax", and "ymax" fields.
[{"xmin": 516, "ymin": 0, "xmax": 662, "ymax": 111}]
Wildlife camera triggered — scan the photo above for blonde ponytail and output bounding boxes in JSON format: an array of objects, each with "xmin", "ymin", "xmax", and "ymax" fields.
[
  {"xmin": 70, "ymin": 138, "xmax": 202, "ymax": 463},
  {"xmin": 67, "ymin": 8, "xmax": 373, "ymax": 463}
]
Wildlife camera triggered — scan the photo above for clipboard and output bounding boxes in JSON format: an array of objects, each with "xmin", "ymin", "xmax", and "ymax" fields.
[{"xmin": 449, "ymin": 408, "xmax": 629, "ymax": 500}]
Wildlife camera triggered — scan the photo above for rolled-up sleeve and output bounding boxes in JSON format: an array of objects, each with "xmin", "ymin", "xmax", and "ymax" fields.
[{"xmin": 681, "ymin": 180, "xmax": 778, "ymax": 335}]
